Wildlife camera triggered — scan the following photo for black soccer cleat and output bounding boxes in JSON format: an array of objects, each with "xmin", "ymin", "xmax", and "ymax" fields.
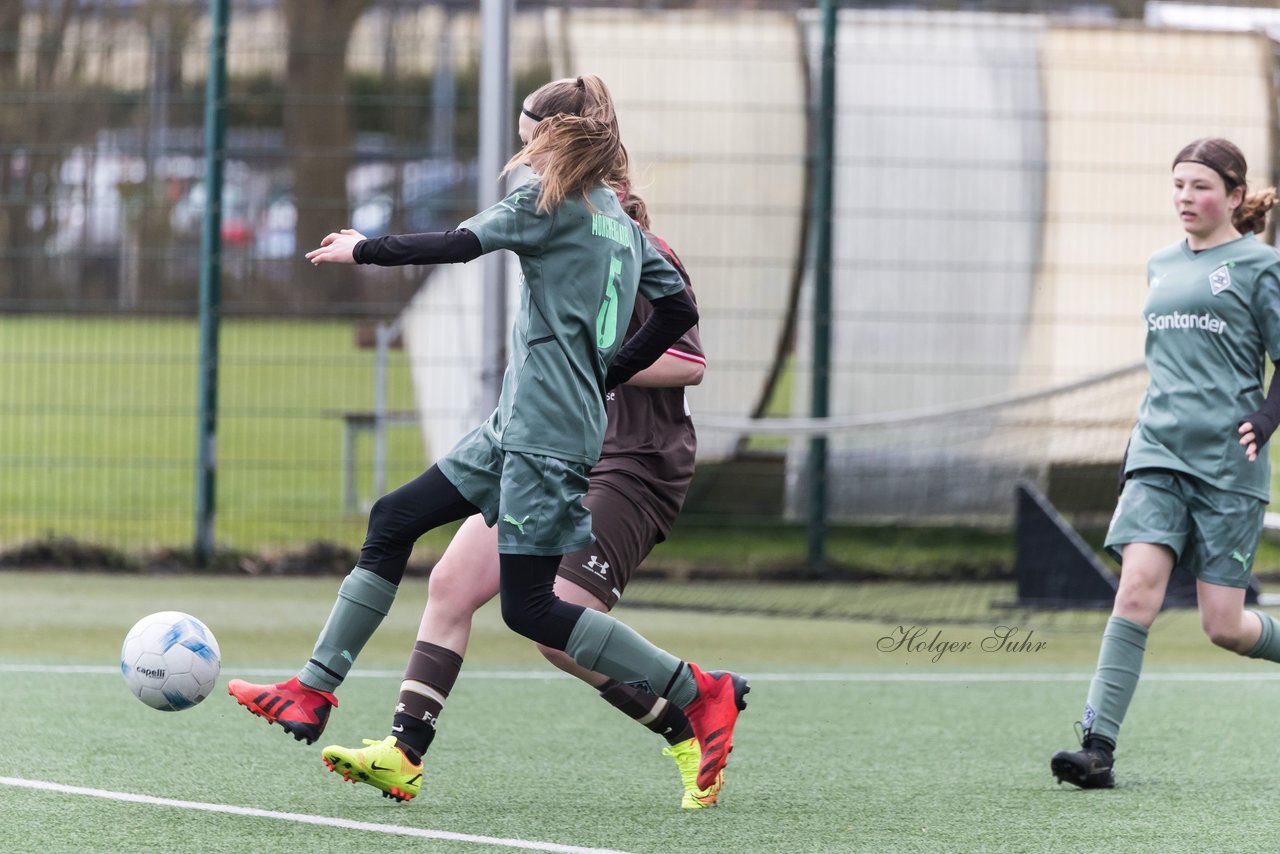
[{"xmin": 1051, "ymin": 739, "xmax": 1116, "ymax": 789}]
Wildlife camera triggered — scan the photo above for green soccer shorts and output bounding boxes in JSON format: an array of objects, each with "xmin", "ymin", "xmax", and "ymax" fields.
[
  {"xmin": 1106, "ymin": 469, "xmax": 1267, "ymax": 589},
  {"xmin": 438, "ymin": 424, "xmax": 594, "ymax": 557}
]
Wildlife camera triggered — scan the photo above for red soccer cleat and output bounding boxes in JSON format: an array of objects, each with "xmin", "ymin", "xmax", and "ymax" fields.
[
  {"xmin": 680, "ymin": 664, "xmax": 750, "ymax": 791},
  {"xmin": 227, "ymin": 676, "xmax": 338, "ymax": 745}
]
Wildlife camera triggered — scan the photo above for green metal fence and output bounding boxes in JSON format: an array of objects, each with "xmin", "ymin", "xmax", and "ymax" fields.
[{"xmin": 3, "ymin": 2, "xmax": 1279, "ymax": 564}]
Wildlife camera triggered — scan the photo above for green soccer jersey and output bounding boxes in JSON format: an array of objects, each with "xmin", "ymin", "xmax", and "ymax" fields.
[
  {"xmin": 460, "ymin": 181, "xmax": 687, "ymax": 465},
  {"xmin": 1126, "ymin": 233, "xmax": 1280, "ymax": 500}
]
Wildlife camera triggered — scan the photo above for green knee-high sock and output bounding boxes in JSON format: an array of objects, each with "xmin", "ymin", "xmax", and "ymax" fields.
[
  {"xmin": 298, "ymin": 567, "xmax": 398, "ymax": 693},
  {"xmin": 1245, "ymin": 610, "xmax": 1280, "ymax": 662},
  {"xmin": 1082, "ymin": 615, "xmax": 1148, "ymax": 746},
  {"xmin": 566, "ymin": 609, "xmax": 699, "ymax": 708}
]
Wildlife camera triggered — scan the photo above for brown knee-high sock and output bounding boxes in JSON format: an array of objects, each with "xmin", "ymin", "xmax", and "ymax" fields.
[
  {"xmin": 391, "ymin": 641, "xmax": 463, "ymax": 763},
  {"xmin": 597, "ymin": 678, "xmax": 695, "ymax": 746}
]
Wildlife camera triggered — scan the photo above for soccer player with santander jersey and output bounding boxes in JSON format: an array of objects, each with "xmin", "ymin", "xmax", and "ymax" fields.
[{"xmin": 1053, "ymin": 137, "xmax": 1280, "ymax": 789}]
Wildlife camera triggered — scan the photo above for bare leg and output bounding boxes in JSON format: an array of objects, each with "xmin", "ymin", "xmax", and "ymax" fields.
[
  {"xmin": 1197, "ymin": 580, "xmax": 1261, "ymax": 653},
  {"xmin": 1111, "ymin": 542, "xmax": 1175, "ymax": 628},
  {"xmin": 1081, "ymin": 543, "xmax": 1173, "ymax": 746},
  {"xmin": 418, "ymin": 514, "xmax": 503, "ymax": 655},
  {"xmin": 386, "ymin": 514, "xmax": 504, "ymax": 764}
]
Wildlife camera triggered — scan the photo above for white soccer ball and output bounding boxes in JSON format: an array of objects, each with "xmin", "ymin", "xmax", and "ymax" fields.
[{"xmin": 120, "ymin": 611, "xmax": 221, "ymax": 711}]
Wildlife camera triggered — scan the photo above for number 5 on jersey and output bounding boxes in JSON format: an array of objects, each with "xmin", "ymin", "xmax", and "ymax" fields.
[{"xmin": 596, "ymin": 256, "xmax": 623, "ymax": 349}]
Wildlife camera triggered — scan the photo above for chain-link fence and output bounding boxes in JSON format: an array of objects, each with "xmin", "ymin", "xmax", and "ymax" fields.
[{"xmin": 3, "ymin": 2, "xmax": 1279, "ymax": 558}]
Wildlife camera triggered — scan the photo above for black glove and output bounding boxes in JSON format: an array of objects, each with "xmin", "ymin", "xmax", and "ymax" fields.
[
  {"xmin": 1239, "ymin": 361, "xmax": 1280, "ymax": 456},
  {"xmin": 1240, "ymin": 410, "xmax": 1279, "ymax": 453}
]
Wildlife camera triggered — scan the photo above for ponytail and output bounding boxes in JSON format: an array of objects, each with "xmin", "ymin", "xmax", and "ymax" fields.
[
  {"xmin": 503, "ymin": 74, "xmax": 626, "ymax": 212},
  {"xmin": 1235, "ymin": 188, "xmax": 1277, "ymax": 235}
]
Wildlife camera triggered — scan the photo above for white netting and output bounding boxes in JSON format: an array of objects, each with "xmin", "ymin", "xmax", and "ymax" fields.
[{"xmin": 696, "ymin": 361, "xmax": 1147, "ymax": 523}]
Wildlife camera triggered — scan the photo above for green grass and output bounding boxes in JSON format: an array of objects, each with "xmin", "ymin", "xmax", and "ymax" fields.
[
  {"xmin": 0, "ymin": 315, "xmax": 426, "ymax": 550},
  {"xmin": 11, "ymin": 314, "xmax": 1280, "ymax": 587},
  {"xmin": 649, "ymin": 523, "xmax": 1015, "ymax": 579},
  {"xmin": 0, "ymin": 314, "xmax": 1034, "ymax": 579},
  {"xmin": 6, "ymin": 571, "xmax": 1280, "ymax": 852}
]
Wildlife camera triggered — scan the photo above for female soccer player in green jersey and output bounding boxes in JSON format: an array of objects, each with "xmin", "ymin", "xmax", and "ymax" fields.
[
  {"xmin": 228, "ymin": 76, "xmax": 747, "ymax": 803},
  {"xmin": 314, "ymin": 191, "xmax": 715, "ymax": 809},
  {"xmin": 1052, "ymin": 137, "xmax": 1280, "ymax": 789}
]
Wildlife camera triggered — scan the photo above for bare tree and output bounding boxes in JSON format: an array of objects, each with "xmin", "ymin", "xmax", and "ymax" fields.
[
  {"xmin": 281, "ymin": 0, "xmax": 373, "ymax": 311},
  {"xmin": 0, "ymin": 0, "xmax": 78, "ymax": 306}
]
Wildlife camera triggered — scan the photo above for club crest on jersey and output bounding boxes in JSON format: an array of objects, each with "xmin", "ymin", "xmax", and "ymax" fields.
[{"xmin": 1209, "ymin": 265, "xmax": 1232, "ymax": 295}]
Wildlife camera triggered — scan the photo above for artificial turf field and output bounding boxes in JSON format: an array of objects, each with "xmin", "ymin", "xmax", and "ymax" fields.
[{"xmin": 4, "ymin": 572, "xmax": 1280, "ymax": 853}]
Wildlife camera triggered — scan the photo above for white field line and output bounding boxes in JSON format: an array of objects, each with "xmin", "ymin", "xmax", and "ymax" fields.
[
  {"xmin": 3, "ymin": 664, "xmax": 1280, "ymax": 682},
  {"xmin": 0, "ymin": 777, "xmax": 637, "ymax": 854}
]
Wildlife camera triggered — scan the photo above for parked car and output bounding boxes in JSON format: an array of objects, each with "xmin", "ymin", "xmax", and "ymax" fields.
[{"xmin": 247, "ymin": 158, "xmax": 478, "ymax": 258}]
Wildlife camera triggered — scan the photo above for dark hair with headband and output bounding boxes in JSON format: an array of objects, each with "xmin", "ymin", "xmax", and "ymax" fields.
[
  {"xmin": 504, "ymin": 74, "xmax": 628, "ymax": 212},
  {"xmin": 1173, "ymin": 137, "xmax": 1277, "ymax": 235}
]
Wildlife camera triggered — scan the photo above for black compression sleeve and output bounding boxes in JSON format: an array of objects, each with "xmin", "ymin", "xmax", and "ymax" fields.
[
  {"xmin": 352, "ymin": 228, "xmax": 483, "ymax": 266},
  {"xmin": 605, "ymin": 287, "xmax": 699, "ymax": 390},
  {"xmin": 1240, "ymin": 362, "xmax": 1280, "ymax": 450}
]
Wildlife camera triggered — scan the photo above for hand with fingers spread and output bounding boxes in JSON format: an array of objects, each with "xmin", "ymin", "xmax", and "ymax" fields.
[
  {"xmin": 1238, "ymin": 415, "xmax": 1276, "ymax": 462},
  {"xmin": 305, "ymin": 228, "xmax": 367, "ymax": 265}
]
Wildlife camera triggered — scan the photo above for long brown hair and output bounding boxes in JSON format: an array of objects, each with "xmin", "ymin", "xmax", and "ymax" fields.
[
  {"xmin": 1173, "ymin": 137, "xmax": 1278, "ymax": 234},
  {"xmin": 503, "ymin": 74, "xmax": 627, "ymax": 212}
]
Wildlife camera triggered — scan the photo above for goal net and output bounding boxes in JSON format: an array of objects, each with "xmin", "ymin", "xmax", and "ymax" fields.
[{"xmin": 698, "ymin": 361, "xmax": 1147, "ymax": 525}]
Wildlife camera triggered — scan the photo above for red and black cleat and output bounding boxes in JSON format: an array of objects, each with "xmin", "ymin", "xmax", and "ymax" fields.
[
  {"xmin": 227, "ymin": 676, "xmax": 337, "ymax": 745},
  {"xmin": 681, "ymin": 664, "xmax": 750, "ymax": 791}
]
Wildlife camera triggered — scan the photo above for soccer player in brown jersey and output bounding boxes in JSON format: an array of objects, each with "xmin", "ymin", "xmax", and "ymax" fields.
[{"xmin": 228, "ymin": 76, "xmax": 747, "ymax": 805}]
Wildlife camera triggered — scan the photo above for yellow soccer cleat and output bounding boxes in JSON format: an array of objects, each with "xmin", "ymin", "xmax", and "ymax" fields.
[
  {"xmin": 663, "ymin": 737, "xmax": 724, "ymax": 809},
  {"xmin": 322, "ymin": 735, "xmax": 423, "ymax": 803}
]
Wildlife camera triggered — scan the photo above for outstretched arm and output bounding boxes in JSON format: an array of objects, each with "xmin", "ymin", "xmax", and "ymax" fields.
[{"xmin": 306, "ymin": 228, "xmax": 483, "ymax": 267}]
